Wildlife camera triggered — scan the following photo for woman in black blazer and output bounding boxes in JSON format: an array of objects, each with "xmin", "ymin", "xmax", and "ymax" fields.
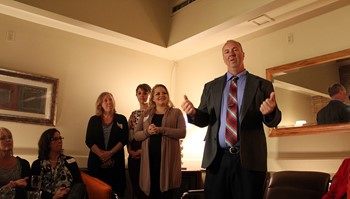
[{"xmin": 85, "ymin": 92, "xmax": 128, "ymax": 198}]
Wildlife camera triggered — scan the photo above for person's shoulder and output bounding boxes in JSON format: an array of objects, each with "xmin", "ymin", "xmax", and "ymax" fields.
[
  {"xmin": 16, "ymin": 156, "xmax": 30, "ymax": 167},
  {"xmin": 64, "ymin": 156, "xmax": 77, "ymax": 165},
  {"xmin": 203, "ymin": 74, "xmax": 226, "ymax": 89},
  {"xmin": 246, "ymin": 72, "xmax": 274, "ymax": 88},
  {"xmin": 330, "ymin": 100, "xmax": 346, "ymax": 107},
  {"xmin": 168, "ymin": 108, "xmax": 185, "ymax": 119},
  {"xmin": 89, "ymin": 115, "xmax": 100, "ymax": 121},
  {"xmin": 130, "ymin": 110, "xmax": 138, "ymax": 115},
  {"xmin": 208, "ymin": 74, "xmax": 226, "ymax": 83},
  {"xmin": 115, "ymin": 113, "xmax": 127, "ymax": 121},
  {"xmin": 15, "ymin": 156, "xmax": 28, "ymax": 162},
  {"xmin": 31, "ymin": 159, "xmax": 40, "ymax": 166},
  {"xmin": 169, "ymin": 107, "xmax": 181, "ymax": 113},
  {"xmin": 247, "ymin": 72, "xmax": 268, "ymax": 81},
  {"xmin": 142, "ymin": 108, "xmax": 153, "ymax": 116}
]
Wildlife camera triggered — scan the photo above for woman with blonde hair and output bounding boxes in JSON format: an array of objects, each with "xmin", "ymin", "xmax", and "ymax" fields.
[
  {"xmin": 134, "ymin": 84, "xmax": 186, "ymax": 199},
  {"xmin": 0, "ymin": 127, "xmax": 30, "ymax": 199},
  {"xmin": 85, "ymin": 92, "xmax": 128, "ymax": 198}
]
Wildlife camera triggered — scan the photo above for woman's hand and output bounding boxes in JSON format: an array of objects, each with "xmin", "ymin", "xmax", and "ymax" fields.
[
  {"xmin": 14, "ymin": 177, "xmax": 28, "ymax": 188},
  {"xmin": 148, "ymin": 124, "xmax": 159, "ymax": 135},
  {"xmin": 1, "ymin": 177, "xmax": 28, "ymax": 189},
  {"xmin": 99, "ymin": 150, "xmax": 113, "ymax": 163},
  {"xmin": 53, "ymin": 187, "xmax": 70, "ymax": 199},
  {"xmin": 129, "ymin": 149, "xmax": 141, "ymax": 158}
]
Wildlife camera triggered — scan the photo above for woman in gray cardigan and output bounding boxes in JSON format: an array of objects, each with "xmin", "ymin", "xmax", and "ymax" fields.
[{"xmin": 134, "ymin": 84, "xmax": 186, "ymax": 199}]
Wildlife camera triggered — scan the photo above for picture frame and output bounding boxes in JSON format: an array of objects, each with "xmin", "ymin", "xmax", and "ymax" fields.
[{"xmin": 0, "ymin": 67, "xmax": 58, "ymax": 126}]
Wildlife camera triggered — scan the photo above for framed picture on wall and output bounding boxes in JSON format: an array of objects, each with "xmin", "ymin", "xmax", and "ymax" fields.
[{"xmin": 0, "ymin": 67, "xmax": 58, "ymax": 126}]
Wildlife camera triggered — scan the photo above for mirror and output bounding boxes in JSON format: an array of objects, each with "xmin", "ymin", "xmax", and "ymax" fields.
[{"xmin": 266, "ymin": 48, "xmax": 350, "ymax": 137}]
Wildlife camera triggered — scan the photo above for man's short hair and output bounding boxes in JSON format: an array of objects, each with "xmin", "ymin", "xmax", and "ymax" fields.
[{"xmin": 328, "ymin": 83, "xmax": 345, "ymax": 97}]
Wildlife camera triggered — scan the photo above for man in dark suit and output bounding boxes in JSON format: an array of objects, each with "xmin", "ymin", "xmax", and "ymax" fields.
[
  {"xmin": 181, "ymin": 40, "xmax": 281, "ymax": 199},
  {"xmin": 317, "ymin": 83, "xmax": 350, "ymax": 124}
]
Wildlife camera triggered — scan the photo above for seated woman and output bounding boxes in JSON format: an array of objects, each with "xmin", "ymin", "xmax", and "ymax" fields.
[
  {"xmin": 31, "ymin": 128, "xmax": 86, "ymax": 199},
  {"xmin": 0, "ymin": 127, "xmax": 30, "ymax": 199}
]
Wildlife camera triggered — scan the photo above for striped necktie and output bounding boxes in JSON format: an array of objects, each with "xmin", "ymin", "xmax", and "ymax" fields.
[{"xmin": 225, "ymin": 76, "xmax": 238, "ymax": 147}]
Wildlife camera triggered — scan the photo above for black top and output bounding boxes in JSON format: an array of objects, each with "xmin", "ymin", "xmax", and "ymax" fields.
[
  {"xmin": 85, "ymin": 113, "xmax": 128, "ymax": 194},
  {"xmin": 317, "ymin": 100, "xmax": 350, "ymax": 124},
  {"xmin": 149, "ymin": 114, "xmax": 163, "ymax": 193}
]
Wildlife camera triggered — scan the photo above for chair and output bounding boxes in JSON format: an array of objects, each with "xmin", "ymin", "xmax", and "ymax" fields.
[
  {"xmin": 80, "ymin": 171, "xmax": 113, "ymax": 199},
  {"xmin": 263, "ymin": 170, "xmax": 330, "ymax": 199},
  {"xmin": 181, "ymin": 189, "xmax": 204, "ymax": 199}
]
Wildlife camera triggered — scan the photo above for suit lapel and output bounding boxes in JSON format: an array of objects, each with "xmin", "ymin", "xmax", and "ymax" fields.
[
  {"xmin": 213, "ymin": 75, "xmax": 226, "ymax": 119},
  {"xmin": 240, "ymin": 73, "xmax": 259, "ymax": 123}
]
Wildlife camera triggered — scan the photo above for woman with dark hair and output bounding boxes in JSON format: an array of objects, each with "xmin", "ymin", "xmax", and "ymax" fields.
[
  {"xmin": 31, "ymin": 128, "xmax": 85, "ymax": 199},
  {"xmin": 134, "ymin": 84, "xmax": 186, "ymax": 199},
  {"xmin": 0, "ymin": 127, "xmax": 30, "ymax": 199},
  {"xmin": 127, "ymin": 83, "xmax": 151, "ymax": 199},
  {"xmin": 85, "ymin": 92, "xmax": 128, "ymax": 198}
]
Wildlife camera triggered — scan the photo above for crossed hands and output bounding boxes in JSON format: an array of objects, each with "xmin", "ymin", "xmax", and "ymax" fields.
[
  {"xmin": 128, "ymin": 149, "xmax": 141, "ymax": 159},
  {"xmin": 148, "ymin": 124, "xmax": 160, "ymax": 135},
  {"xmin": 98, "ymin": 149, "xmax": 113, "ymax": 163}
]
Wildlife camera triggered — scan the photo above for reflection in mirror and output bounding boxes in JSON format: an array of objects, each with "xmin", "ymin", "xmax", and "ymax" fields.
[{"xmin": 266, "ymin": 48, "xmax": 350, "ymax": 136}]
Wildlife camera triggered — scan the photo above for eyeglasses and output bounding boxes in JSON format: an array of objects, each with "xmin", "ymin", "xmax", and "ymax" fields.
[
  {"xmin": 51, "ymin": 136, "xmax": 64, "ymax": 142},
  {"xmin": 0, "ymin": 136, "xmax": 12, "ymax": 141}
]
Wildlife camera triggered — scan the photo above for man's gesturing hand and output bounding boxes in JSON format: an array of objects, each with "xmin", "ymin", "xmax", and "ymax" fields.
[
  {"xmin": 260, "ymin": 92, "xmax": 276, "ymax": 115},
  {"xmin": 181, "ymin": 95, "xmax": 196, "ymax": 116}
]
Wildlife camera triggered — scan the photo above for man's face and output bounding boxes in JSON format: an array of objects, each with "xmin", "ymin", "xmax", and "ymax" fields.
[
  {"xmin": 339, "ymin": 87, "xmax": 348, "ymax": 101},
  {"xmin": 222, "ymin": 41, "xmax": 245, "ymax": 75}
]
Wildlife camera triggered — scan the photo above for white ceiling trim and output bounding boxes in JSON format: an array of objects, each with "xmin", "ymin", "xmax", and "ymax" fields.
[{"xmin": 0, "ymin": 0, "xmax": 348, "ymax": 61}]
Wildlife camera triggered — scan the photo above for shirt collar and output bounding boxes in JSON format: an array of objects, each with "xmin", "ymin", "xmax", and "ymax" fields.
[{"xmin": 226, "ymin": 70, "xmax": 247, "ymax": 82}]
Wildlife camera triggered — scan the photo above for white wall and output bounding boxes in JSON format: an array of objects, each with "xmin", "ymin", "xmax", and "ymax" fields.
[
  {"xmin": 275, "ymin": 87, "xmax": 315, "ymax": 127},
  {"xmin": 175, "ymin": 4, "xmax": 350, "ymax": 173},
  {"xmin": 0, "ymin": 14, "xmax": 174, "ymax": 167}
]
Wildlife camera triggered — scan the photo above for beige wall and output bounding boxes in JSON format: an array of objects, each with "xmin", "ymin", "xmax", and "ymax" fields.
[
  {"xmin": 0, "ymin": 13, "xmax": 174, "ymax": 167},
  {"xmin": 175, "ymin": 4, "xmax": 350, "ymax": 173},
  {"xmin": 1, "ymin": 3, "xmax": 350, "ymax": 175},
  {"xmin": 275, "ymin": 88, "xmax": 315, "ymax": 127}
]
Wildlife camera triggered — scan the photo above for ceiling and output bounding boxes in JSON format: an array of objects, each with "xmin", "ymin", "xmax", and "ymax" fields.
[{"xmin": 1, "ymin": 0, "xmax": 349, "ymax": 60}]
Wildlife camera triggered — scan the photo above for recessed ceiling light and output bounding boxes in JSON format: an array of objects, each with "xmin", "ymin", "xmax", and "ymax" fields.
[{"xmin": 248, "ymin": 14, "xmax": 275, "ymax": 25}]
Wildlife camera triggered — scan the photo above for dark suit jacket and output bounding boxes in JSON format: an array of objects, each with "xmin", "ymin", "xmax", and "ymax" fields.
[
  {"xmin": 317, "ymin": 100, "xmax": 350, "ymax": 125},
  {"xmin": 188, "ymin": 72, "xmax": 281, "ymax": 171}
]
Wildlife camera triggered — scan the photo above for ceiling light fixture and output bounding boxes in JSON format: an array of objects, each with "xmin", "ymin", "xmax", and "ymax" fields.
[{"xmin": 248, "ymin": 14, "xmax": 275, "ymax": 26}]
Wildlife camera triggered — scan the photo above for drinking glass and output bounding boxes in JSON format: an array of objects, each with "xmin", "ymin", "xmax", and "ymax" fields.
[
  {"xmin": 26, "ymin": 191, "xmax": 41, "ymax": 199},
  {"xmin": 30, "ymin": 175, "xmax": 42, "ymax": 192},
  {"xmin": 0, "ymin": 188, "xmax": 15, "ymax": 199}
]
